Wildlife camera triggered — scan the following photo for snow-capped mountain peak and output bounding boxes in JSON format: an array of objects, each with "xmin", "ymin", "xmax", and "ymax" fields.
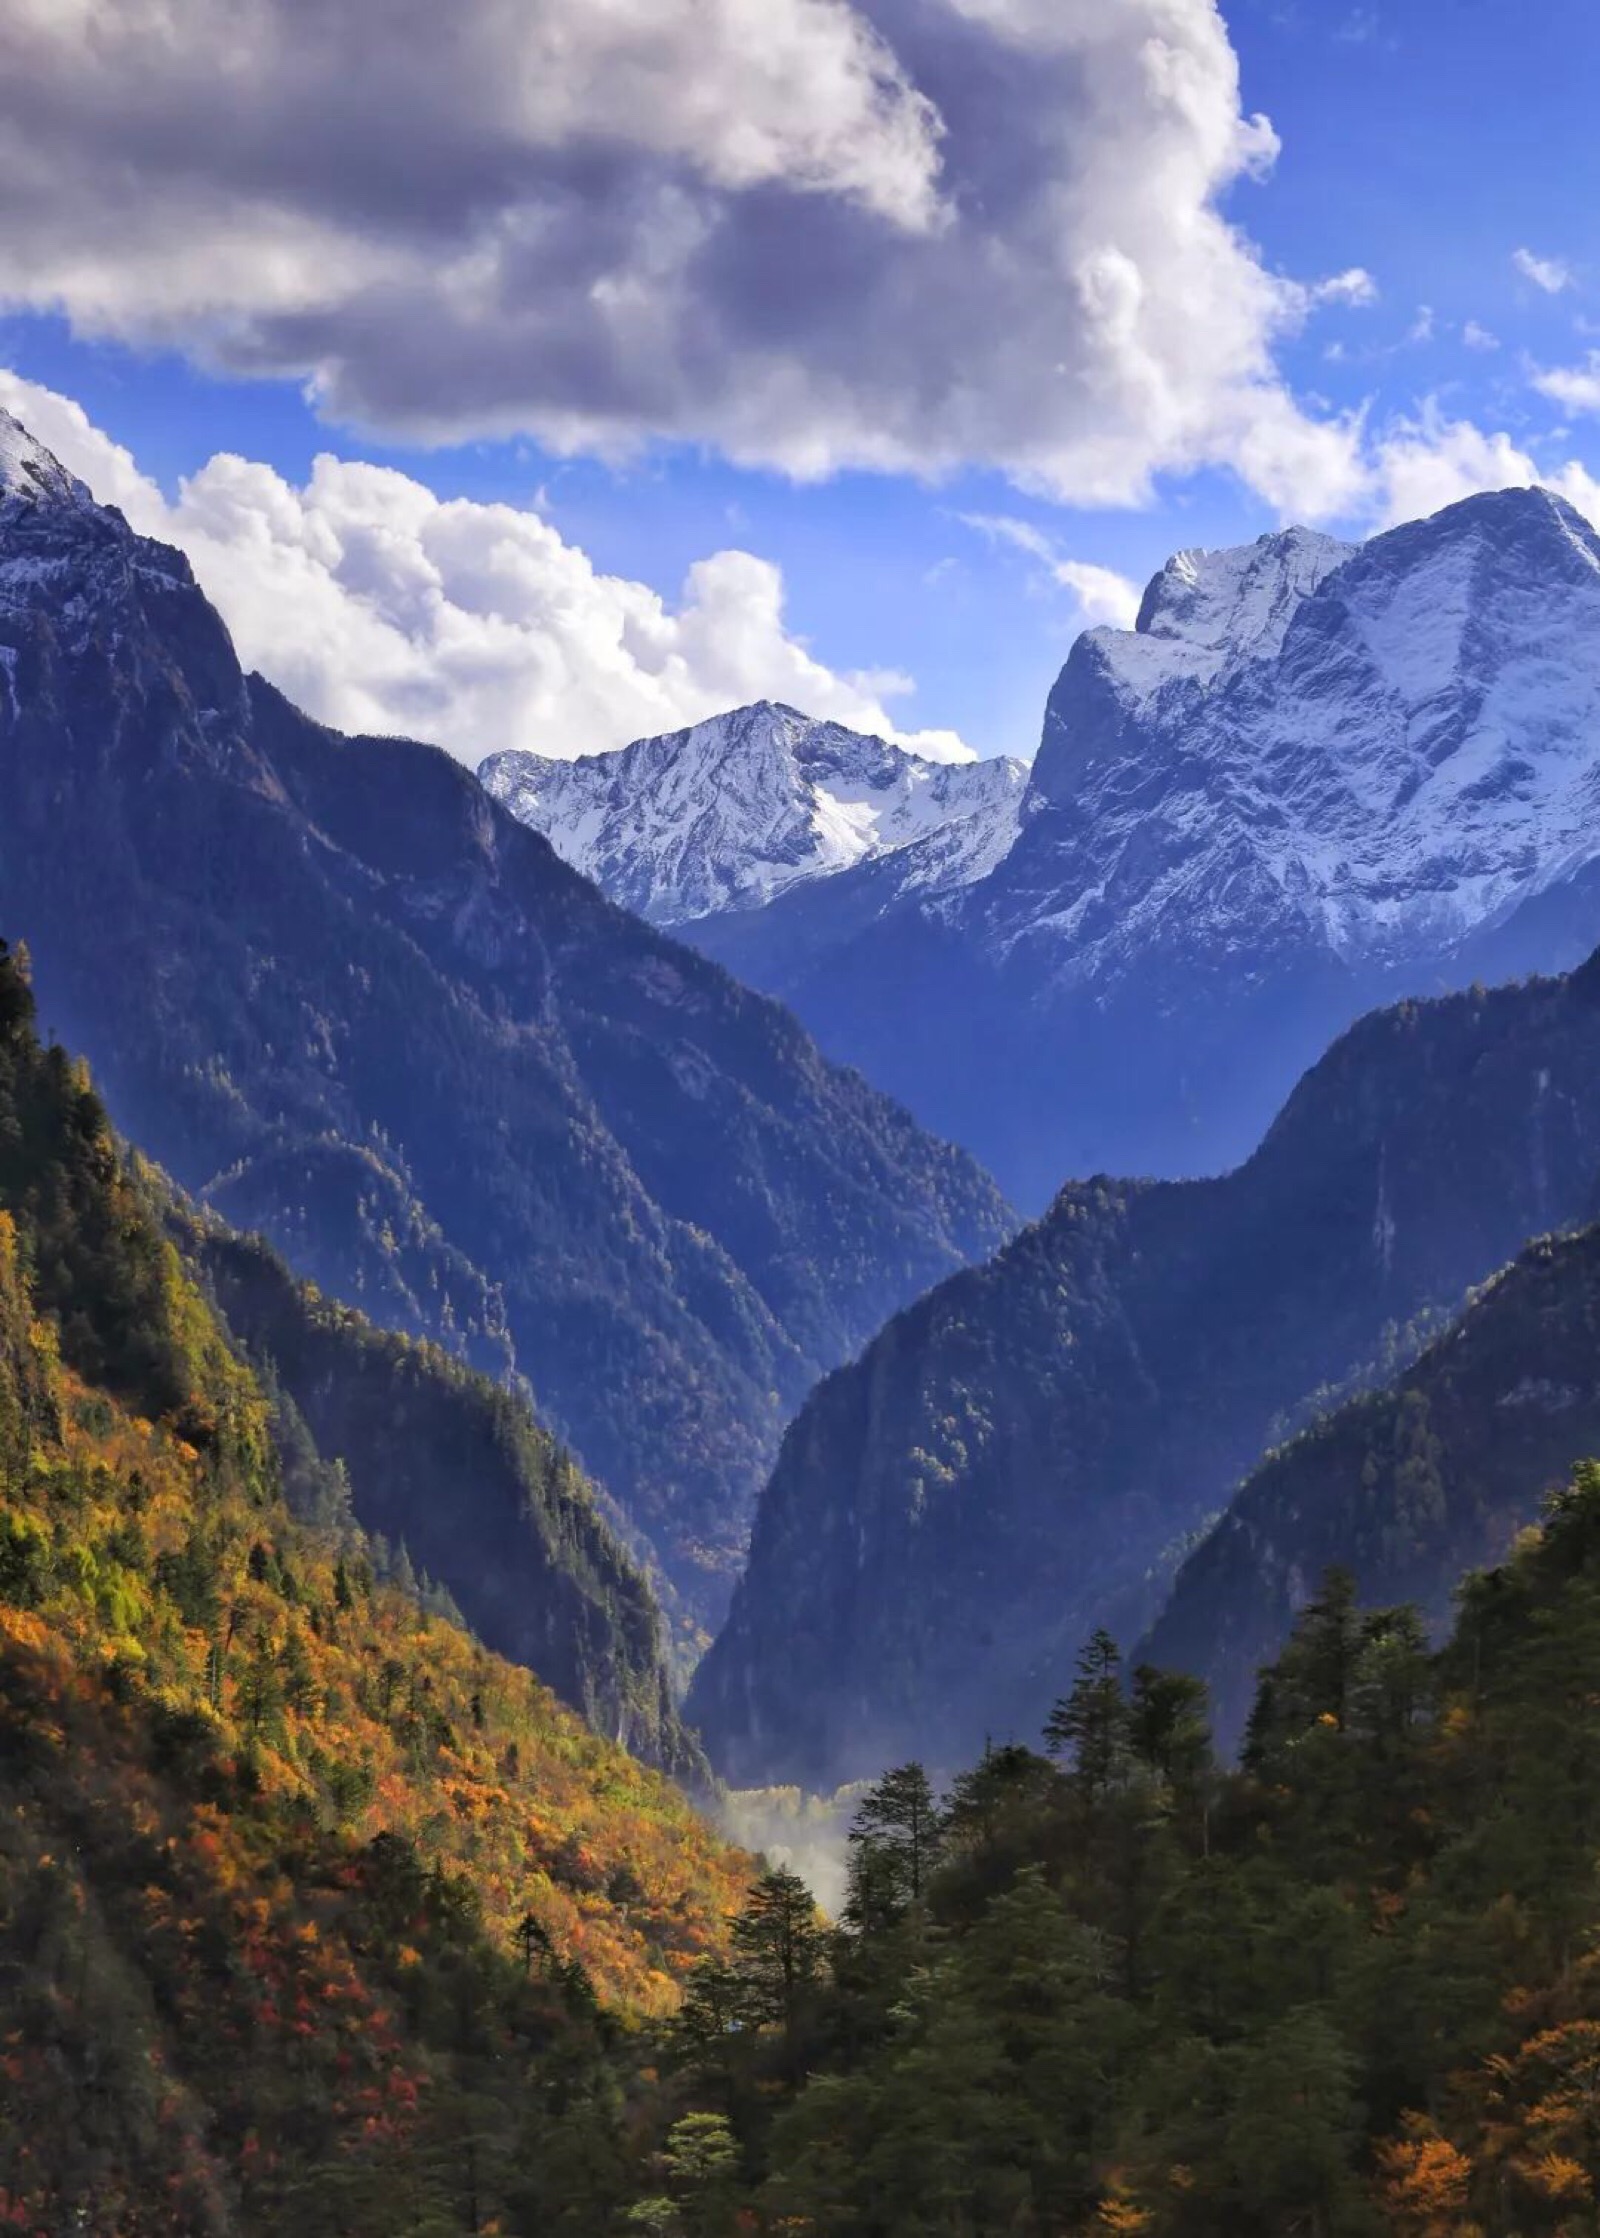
[
  {"xmin": 0, "ymin": 409, "xmax": 93, "ymax": 513},
  {"xmin": 1130, "ymin": 524, "xmax": 1355, "ymax": 678},
  {"xmin": 1013, "ymin": 483, "xmax": 1600, "ymax": 985},
  {"xmin": 480, "ymin": 701, "xmax": 1028, "ymax": 925}
]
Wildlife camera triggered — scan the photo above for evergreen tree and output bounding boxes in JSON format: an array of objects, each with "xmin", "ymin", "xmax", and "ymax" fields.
[
  {"xmin": 845, "ymin": 1761, "xmax": 944, "ymax": 1925},
  {"xmin": 728, "ymin": 1865, "xmax": 828, "ymax": 2041},
  {"xmin": 1246, "ymin": 1570, "xmax": 1361, "ymax": 1765},
  {"xmin": 1045, "ymin": 1629, "xmax": 1131, "ymax": 1799},
  {"xmin": 1128, "ymin": 1663, "xmax": 1212, "ymax": 1790}
]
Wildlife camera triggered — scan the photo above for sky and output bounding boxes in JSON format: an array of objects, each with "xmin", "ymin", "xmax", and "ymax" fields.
[{"xmin": 2, "ymin": 0, "xmax": 1599, "ymax": 765}]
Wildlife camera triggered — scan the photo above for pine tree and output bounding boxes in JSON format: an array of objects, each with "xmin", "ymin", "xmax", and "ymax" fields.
[
  {"xmin": 1246, "ymin": 1570, "xmax": 1361, "ymax": 1761},
  {"xmin": 845, "ymin": 1761, "xmax": 944, "ymax": 1926},
  {"xmin": 662, "ymin": 2112, "xmax": 739, "ymax": 2236},
  {"xmin": 514, "ymin": 1910, "xmax": 553, "ymax": 1977},
  {"xmin": 728, "ymin": 1866, "xmax": 827, "ymax": 2042},
  {"xmin": 1127, "ymin": 1664, "xmax": 1211, "ymax": 1787},
  {"xmin": 1046, "ymin": 1630, "xmax": 1131, "ymax": 1799},
  {"xmin": 236, "ymin": 1622, "xmax": 285, "ymax": 1738},
  {"xmin": 281, "ymin": 1619, "xmax": 319, "ymax": 1715}
]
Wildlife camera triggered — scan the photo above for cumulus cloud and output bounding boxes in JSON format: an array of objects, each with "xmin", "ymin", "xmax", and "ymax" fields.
[
  {"xmin": 959, "ymin": 512, "xmax": 1141, "ymax": 628},
  {"xmin": 1513, "ymin": 246, "xmax": 1572, "ymax": 295},
  {"xmin": 1371, "ymin": 403, "xmax": 1600, "ymax": 530},
  {"xmin": 0, "ymin": 0, "xmax": 1366, "ymax": 518},
  {"xmin": 0, "ymin": 371, "xmax": 970, "ymax": 763}
]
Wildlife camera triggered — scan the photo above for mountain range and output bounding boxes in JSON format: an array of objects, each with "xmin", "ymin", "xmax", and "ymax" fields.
[
  {"xmin": 480, "ymin": 700, "xmax": 1028, "ymax": 928},
  {"xmin": 690, "ymin": 954, "xmax": 1600, "ymax": 1788},
  {"xmin": 0, "ymin": 408, "xmax": 1011, "ymax": 1637},
  {"xmin": 491, "ymin": 494, "xmax": 1600, "ymax": 1208},
  {"xmin": 15, "ymin": 388, "xmax": 1600, "ymax": 1825}
]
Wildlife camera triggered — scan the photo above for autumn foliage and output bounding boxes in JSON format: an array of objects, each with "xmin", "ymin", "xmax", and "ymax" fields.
[{"xmin": 0, "ymin": 943, "xmax": 748, "ymax": 2231}]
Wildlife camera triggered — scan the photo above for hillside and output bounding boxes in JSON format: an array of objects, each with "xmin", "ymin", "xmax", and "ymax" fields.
[
  {"xmin": 0, "ymin": 938, "xmax": 752, "ymax": 2228},
  {"xmin": 690, "ymin": 957, "xmax": 1600, "ymax": 1789},
  {"xmin": 1143, "ymin": 1221, "xmax": 1600, "ymax": 1749},
  {"xmin": 0, "ymin": 409, "xmax": 1012, "ymax": 1626},
  {"xmin": 174, "ymin": 1207, "xmax": 699, "ymax": 1774}
]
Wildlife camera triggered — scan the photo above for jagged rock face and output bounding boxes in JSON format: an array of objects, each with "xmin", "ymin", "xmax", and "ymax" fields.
[
  {"xmin": 925, "ymin": 490, "xmax": 1600, "ymax": 1198},
  {"xmin": 480, "ymin": 702, "xmax": 1028, "ymax": 926},
  {"xmin": 1003, "ymin": 493, "xmax": 1600, "ymax": 986},
  {"xmin": 688, "ymin": 959, "xmax": 1600, "ymax": 1791},
  {"xmin": 0, "ymin": 408, "xmax": 1013, "ymax": 1628}
]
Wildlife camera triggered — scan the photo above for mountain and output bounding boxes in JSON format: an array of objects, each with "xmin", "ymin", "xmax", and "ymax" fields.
[
  {"xmin": 479, "ymin": 700, "xmax": 1028, "ymax": 927},
  {"xmin": 0, "ymin": 408, "xmax": 1012, "ymax": 1628},
  {"xmin": 689, "ymin": 957, "xmax": 1600, "ymax": 1790},
  {"xmin": 1143, "ymin": 1221, "xmax": 1600, "ymax": 1750},
  {"xmin": 15, "ymin": 829, "xmax": 1600, "ymax": 2238},
  {"xmin": 563, "ymin": 494, "xmax": 1600, "ymax": 1210},
  {"xmin": 949, "ymin": 491, "xmax": 1600, "ymax": 1195},
  {"xmin": 0, "ymin": 936, "xmax": 751, "ymax": 2227},
  {"xmin": 171, "ymin": 1204, "xmax": 699, "ymax": 1775}
]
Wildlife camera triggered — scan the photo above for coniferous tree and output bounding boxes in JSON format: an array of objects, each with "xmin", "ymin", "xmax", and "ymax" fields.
[
  {"xmin": 845, "ymin": 1761, "xmax": 945, "ymax": 1924},
  {"xmin": 1045, "ymin": 1629, "xmax": 1132, "ymax": 1800},
  {"xmin": 728, "ymin": 1865, "xmax": 828, "ymax": 2040}
]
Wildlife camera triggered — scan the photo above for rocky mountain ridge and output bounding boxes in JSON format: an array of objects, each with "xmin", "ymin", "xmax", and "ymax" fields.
[
  {"xmin": 480, "ymin": 700, "xmax": 1028, "ymax": 927},
  {"xmin": 1143, "ymin": 1218, "xmax": 1600, "ymax": 1750}
]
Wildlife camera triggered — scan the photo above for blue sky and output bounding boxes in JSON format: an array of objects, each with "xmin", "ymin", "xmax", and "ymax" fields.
[{"xmin": 2, "ymin": 0, "xmax": 1598, "ymax": 764}]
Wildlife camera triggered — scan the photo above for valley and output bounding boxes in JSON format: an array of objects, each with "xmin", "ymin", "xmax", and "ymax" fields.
[{"xmin": 9, "ymin": 403, "xmax": 1600, "ymax": 2233}]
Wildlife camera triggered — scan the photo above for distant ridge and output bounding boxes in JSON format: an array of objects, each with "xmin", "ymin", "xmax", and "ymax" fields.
[{"xmin": 481, "ymin": 699, "xmax": 1027, "ymax": 926}]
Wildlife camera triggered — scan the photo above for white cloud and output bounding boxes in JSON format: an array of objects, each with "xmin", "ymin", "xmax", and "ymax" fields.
[
  {"xmin": 1513, "ymin": 246, "xmax": 1572, "ymax": 295},
  {"xmin": 1532, "ymin": 353, "xmax": 1600, "ymax": 416},
  {"xmin": 958, "ymin": 513, "xmax": 1141, "ymax": 627},
  {"xmin": 0, "ymin": 370, "xmax": 971, "ymax": 763},
  {"xmin": 1462, "ymin": 320, "xmax": 1500, "ymax": 352},
  {"xmin": 1051, "ymin": 557, "xmax": 1146, "ymax": 631},
  {"xmin": 0, "ymin": 0, "xmax": 1366, "ymax": 520},
  {"xmin": 1308, "ymin": 267, "xmax": 1378, "ymax": 308},
  {"xmin": 1371, "ymin": 402, "xmax": 1600, "ymax": 530}
]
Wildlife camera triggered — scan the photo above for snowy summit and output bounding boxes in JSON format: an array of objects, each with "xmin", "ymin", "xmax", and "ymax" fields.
[
  {"xmin": 480, "ymin": 700, "xmax": 1028, "ymax": 927},
  {"xmin": 1010, "ymin": 486, "xmax": 1600, "ymax": 982}
]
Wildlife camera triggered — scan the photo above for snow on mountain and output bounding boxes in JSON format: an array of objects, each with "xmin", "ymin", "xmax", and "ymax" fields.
[
  {"xmin": 479, "ymin": 701, "xmax": 1028, "ymax": 926},
  {"xmin": 0, "ymin": 408, "xmax": 92, "ymax": 511},
  {"xmin": 1000, "ymin": 487, "xmax": 1600, "ymax": 986},
  {"xmin": 664, "ymin": 487, "xmax": 1600, "ymax": 1206}
]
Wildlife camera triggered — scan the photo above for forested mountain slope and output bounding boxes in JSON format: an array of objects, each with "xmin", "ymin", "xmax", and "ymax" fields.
[
  {"xmin": 173, "ymin": 1207, "xmax": 698, "ymax": 1773},
  {"xmin": 0, "ymin": 409, "xmax": 1010, "ymax": 1625},
  {"xmin": 20, "ymin": 909, "xmax": 1600, "ymax": 2234},
  {"xmin": 712, "ymin": 1464, "xmax": 1600, "ymax": 2235},
  {"xmin": 1144, "ymin": 1221, "xmax": 1600, "ymax": 1749},
  {"xmin": 0, "ymin": 939, "xmax": 750, "ymax": 2229},
  {"xmin": 691, "ymin": 957, "xmax": 1600, "ymax": 1787}
]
